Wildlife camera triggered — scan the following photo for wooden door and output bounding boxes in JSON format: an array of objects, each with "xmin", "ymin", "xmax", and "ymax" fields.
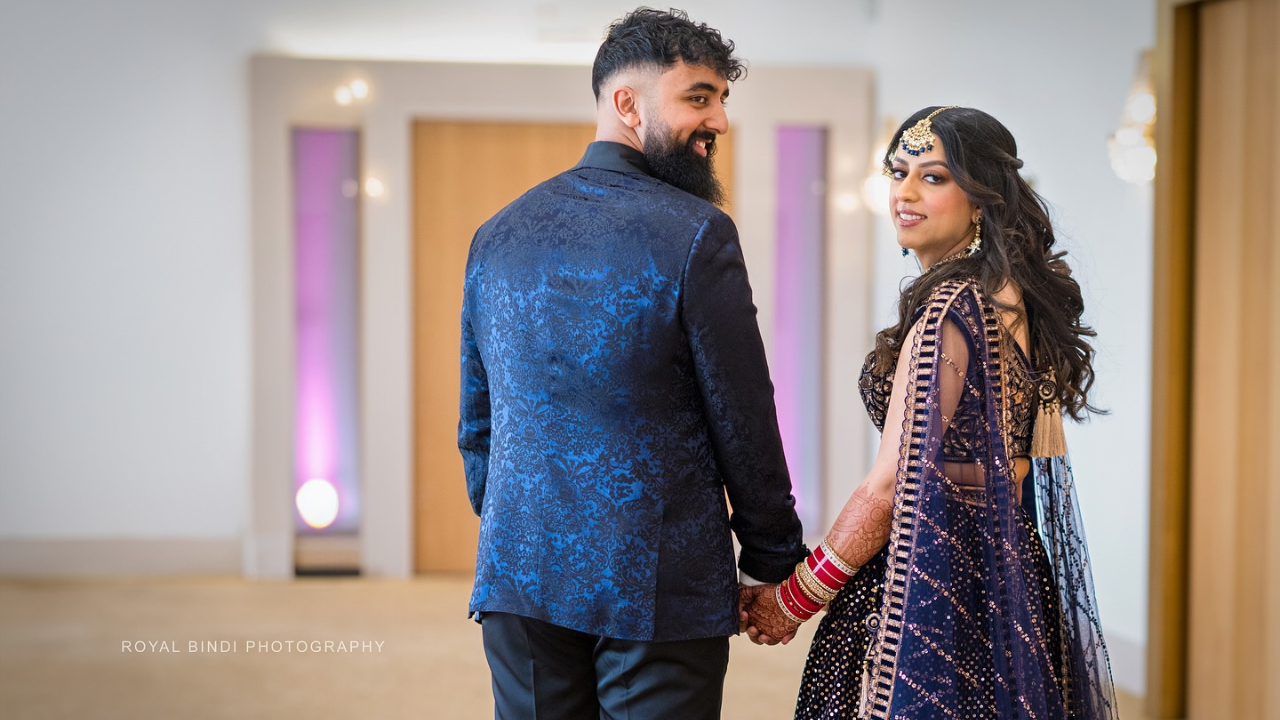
[
  {"xmin": 411, "ymin": 120, "xmax": 736, "ymax": 572},
  {"xmin": 1184, "ymin": 2, "xmax": 1280, "ymax": 718}
]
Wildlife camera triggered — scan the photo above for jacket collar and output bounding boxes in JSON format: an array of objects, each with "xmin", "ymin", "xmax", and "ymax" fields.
[{"xmin": 573, "ymin": 141, "xmax": 652, "ymax": 177}]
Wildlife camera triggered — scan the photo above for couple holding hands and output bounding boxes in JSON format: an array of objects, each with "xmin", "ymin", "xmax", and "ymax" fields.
[{"xmin": 458, "ymin": 7, "xmax": 1117, "ymax": 720}]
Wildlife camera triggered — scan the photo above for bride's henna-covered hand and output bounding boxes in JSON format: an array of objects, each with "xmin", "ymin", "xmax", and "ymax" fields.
[
  {"xmin": 737, "ymin": 477, "xmax": 892, "ymax": 647},
  {"xmin": 826, "ymin": 484, "xmax": 893, "ymax": 569},
  {"xmin": 744, "ymin": 584, "xmax": 801, "ymax": 645},
  {"xmin": 738, "ymin": 583, "xmax": 769, "ymax": 631}
]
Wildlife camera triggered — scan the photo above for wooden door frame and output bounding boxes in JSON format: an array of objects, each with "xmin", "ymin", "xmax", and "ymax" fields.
[{"xmin": 1149, "ymin": 2, "xmax": 1199, "ymax": 716}]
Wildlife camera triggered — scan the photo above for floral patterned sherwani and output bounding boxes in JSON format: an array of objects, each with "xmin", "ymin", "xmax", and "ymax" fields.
[{"xmin": 459, "ymin": 141, "xmax": 807, "ymax": 642}]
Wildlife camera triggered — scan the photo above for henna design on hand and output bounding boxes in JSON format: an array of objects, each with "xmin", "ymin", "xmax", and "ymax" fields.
[
  {"xmin": 826, "ymin": 484, "xmax": 893, "ymax": 569},
  {"xmin": 738, "ymin": 583, "xmax": 769, "ymax": 631},
  {"xmin": 745, "ymin": 584, "xmax": 801, "ymax": 641}
]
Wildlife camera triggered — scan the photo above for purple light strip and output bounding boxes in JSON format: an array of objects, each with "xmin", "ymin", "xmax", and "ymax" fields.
[
  {"xmin": 292, "ymin": 128, "xmax": 361, "ymax": 533},
  {"xmin": 774, "ymin": 126, "xmax": 828, "ymax": 531}
]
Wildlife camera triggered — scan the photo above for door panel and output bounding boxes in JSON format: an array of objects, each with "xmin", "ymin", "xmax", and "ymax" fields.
[
  {"xmin": 1186, "ymin": 2, "xmax": 1280, "ymax": 718},
  {"xmin": 413, "ymin": 121, "xmax": 596, "ymax": 572}
]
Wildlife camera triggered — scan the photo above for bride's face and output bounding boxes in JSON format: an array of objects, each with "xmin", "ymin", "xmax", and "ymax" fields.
[{"xmin": 888, "ymin": 138, "xmax": 979, "ymax": 267}]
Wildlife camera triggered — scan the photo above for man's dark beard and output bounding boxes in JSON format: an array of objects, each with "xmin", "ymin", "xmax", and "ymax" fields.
[{"xmin": 643, "ymin": 126, "xmax": 725, "ymax": 206}]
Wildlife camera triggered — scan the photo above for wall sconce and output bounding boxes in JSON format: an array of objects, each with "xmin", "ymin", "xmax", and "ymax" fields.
[
  {"xmin": 334, "ymin": 78, "xmax": 371, "ymax": 107},
  {"xmin": 1109, "ymin": 50, "xmax": 1156, "ymax": 185}
]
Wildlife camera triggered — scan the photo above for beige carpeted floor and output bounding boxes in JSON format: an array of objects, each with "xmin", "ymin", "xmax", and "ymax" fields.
[{"xmin": 0, "ymin": 576, "xmax": 1149, "ymax": 719}]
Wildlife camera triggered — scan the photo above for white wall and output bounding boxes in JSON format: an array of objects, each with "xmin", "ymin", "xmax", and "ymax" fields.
[
  {"xmin": 0, "ymin": 0, "xmax": 1154, "ymax": 692},
  {"xmin": 0, "ymin": 0, "xmax": 265, "ymax": 543}
]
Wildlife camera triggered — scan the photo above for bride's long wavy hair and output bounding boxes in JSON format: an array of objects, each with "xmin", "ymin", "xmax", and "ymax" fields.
[{"xmin": 872, "ymin": 106, "xmax": 1102, "ymax": 420}]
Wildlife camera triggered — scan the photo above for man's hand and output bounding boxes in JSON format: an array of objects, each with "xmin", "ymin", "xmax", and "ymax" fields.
[{"xmin": 739, "ymin": 583, "xmax": 801, "ymax": 645}]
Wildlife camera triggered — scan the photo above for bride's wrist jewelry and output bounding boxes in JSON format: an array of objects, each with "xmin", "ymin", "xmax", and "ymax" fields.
[
  {"xmin": 776, "ymin": 540, "xmax": 858, "ymax": 623},
  {"xmin": 775, "ymin": 583, "xmax": 809, "ymax": 624}
]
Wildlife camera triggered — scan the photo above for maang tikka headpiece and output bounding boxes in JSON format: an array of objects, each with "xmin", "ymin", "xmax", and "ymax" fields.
[{"xmin": 900, "ymin": 105, "xmax": 959, "ymax": 156}]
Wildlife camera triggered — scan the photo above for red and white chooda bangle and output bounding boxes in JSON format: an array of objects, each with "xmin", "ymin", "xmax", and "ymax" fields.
[{"xmin": 775, "ymin": 540, "xmax": 857, "ymax": 623}]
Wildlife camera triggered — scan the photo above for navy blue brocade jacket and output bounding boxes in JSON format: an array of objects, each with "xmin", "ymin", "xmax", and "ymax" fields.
[{"xmin": 459, "ymin": 141, "xmax": 807, "ymax": 642}]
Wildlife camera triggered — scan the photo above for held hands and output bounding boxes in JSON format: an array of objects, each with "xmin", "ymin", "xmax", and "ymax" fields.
[
  {"xmin": 738, "ymin": 583, "xmax": 801, "ymax": 646},
  {"xmin": 736, "ymin": 538, "xmax": 862, "ymax": 646}
]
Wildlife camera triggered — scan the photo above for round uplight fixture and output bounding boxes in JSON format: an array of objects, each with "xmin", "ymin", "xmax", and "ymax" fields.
[{"xmin": 296, "ymin": 478, "xmax": 340, "ymax": 530}]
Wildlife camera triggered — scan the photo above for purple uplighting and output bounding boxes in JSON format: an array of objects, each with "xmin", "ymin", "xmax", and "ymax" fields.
[
  {"xmin": 292, "ymin": 128, "xmax": 361, "ymax": 533},
  {"xmin": 774, "ymin": 126, "xmax": 828, "ymax": 531}
]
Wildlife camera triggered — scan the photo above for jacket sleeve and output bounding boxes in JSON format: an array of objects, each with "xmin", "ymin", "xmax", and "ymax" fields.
[
  {"xmin": 681, "ymin": 212, "xmax": 809, "ymax": 582},
  {"xmin": 458, "ymin": 258, "xmax": 491, "ymax": 517}
]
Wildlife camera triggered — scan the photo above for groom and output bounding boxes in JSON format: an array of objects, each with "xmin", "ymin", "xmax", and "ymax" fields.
[{"xmin": 458, "ymin": 7, "xmax": 807, "ymax": 719}]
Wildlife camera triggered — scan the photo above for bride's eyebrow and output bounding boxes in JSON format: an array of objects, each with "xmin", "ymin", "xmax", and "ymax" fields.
[{"xmin": 889, "ymin": 157, "xmax": 950, "ymax": 170}]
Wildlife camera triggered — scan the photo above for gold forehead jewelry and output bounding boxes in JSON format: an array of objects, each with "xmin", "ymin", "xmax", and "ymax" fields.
[{"xmin": 900, "ymin": 106, "xmax": 958, "ymax": 156}]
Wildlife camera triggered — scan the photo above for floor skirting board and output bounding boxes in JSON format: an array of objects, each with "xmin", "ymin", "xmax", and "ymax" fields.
[{"xmin": 0, "ymin": 538, "xmax": 242, "ymax": 577}]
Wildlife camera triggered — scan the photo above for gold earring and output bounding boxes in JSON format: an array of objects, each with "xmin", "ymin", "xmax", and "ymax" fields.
[{"xmin": 966, "ymin": 216, "xmax": 982, "ymax": 256}]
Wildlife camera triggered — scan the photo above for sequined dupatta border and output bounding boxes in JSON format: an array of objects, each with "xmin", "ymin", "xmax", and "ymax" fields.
[{"xmin": 862, "ymin": 279, "xmax": 1005, "ymax": 719}]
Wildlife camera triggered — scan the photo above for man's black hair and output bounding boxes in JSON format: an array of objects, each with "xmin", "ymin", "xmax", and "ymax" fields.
[{"xmin": 591, "ymin": 7, "xmax": 745, "ymax": 101}]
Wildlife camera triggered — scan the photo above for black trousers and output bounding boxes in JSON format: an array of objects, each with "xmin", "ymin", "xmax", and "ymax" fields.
[{"xmin": 480, "ymin": 612, "xmax": 730, "ymax": 720}]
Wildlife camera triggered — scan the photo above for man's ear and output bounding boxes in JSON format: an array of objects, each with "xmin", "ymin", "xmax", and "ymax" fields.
[{"xmin": 612, "ymin": 85, "xmax": 642, "ymax": 130}]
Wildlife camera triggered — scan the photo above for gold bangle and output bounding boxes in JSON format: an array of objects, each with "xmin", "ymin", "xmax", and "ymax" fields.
[
  {"xmin": 792, "ymin": 564, "xmax": 823, "ymax": 604},
  {"xmin": 795, "ymin": 571, "xmax": 828, "ymax": 605},
  {"xmin": 796, "ymin": 562, "xmax": 837, "ymax": 604}
]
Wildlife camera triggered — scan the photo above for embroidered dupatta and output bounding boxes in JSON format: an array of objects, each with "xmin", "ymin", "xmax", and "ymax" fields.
[{"xmin": 862, "ymin": 280, "xmax": 1118, "ymax": 720}]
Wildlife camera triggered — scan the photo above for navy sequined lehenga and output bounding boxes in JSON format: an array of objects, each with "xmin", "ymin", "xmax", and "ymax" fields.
[{"xmin": 795, "ymin": 280, "xmax": 1118, "ymax": 720}]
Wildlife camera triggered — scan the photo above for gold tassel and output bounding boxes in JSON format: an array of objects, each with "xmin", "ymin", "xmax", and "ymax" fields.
[
  {"xmin": 859, "ymin": 663, "xmax": 870, "ymax": 718},
  {"xmin": 1030, "ymin": 368, "xmax": 1067, "ymax": 458},
  {"xmin": 1031, "ymin": 401, "xmax": 1066, "ymax": 458}
]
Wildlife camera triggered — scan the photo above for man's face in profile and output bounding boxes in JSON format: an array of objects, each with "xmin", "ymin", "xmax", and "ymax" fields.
[{"xmin": 640, "ymin": 61, "xmax": 730, "ymax": 205}]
